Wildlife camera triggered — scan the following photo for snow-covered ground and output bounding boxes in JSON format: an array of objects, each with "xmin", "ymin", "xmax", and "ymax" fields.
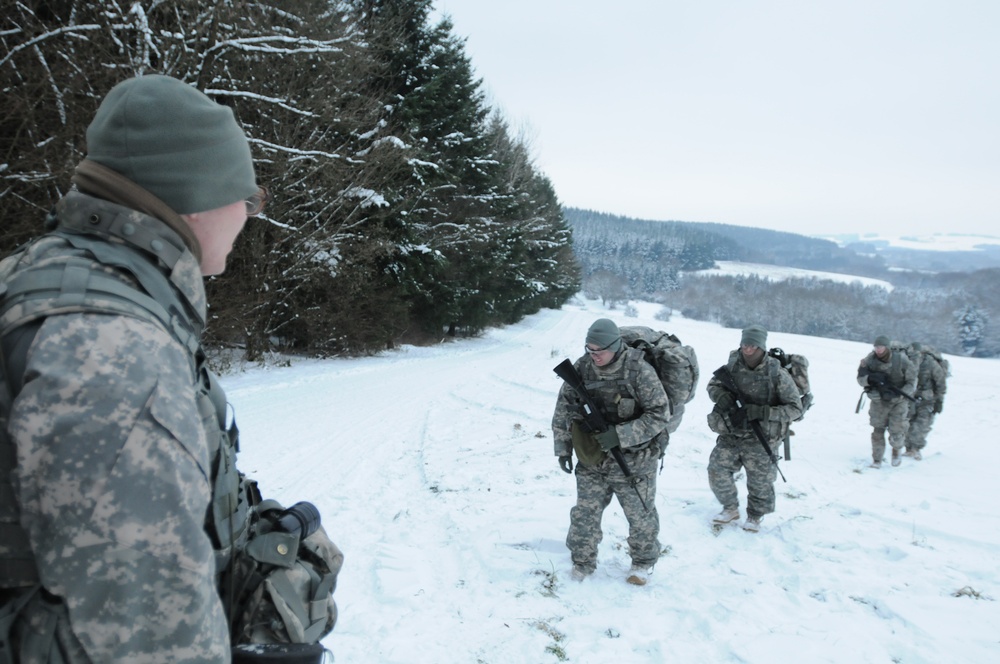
[
  {"xmin": 221, "ymin": 296, "xmax": 998, "ymax": 663},
  {"xmin": 695, "ymin": 260, "xmax": 894, "ymax": 291}
]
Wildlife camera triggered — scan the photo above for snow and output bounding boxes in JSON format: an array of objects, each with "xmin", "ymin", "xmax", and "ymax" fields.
[
  {"xmin": 696, "ymin": 260, "xmax": 894, "ymax": 291},
  {"xmin": 221, "ymin": 296, "xmax": 999, "ymax": 663}
]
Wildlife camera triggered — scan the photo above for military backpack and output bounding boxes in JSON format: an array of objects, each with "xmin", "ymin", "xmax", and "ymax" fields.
[
  {"xmin": 767, "ymin": 347, "xmax": 813, "ymax": 420},
  {"xmin": 619, "ymin": 325, "xmax": 700, "ymax": 433}
]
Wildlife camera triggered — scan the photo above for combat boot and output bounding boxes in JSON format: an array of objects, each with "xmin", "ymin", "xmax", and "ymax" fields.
[
  {"xmin": 891, "ymin": 448, "xmax": 901, "ymax": 467},
  {"xmin": 626, "ymin": 565, "xmax": 653, "ymax": 586},
  {"xmin": 712, "ymin": 507, "xmax": 740, "ymax": 525}
]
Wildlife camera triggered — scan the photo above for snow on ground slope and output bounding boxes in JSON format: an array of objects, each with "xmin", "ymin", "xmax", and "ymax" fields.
[
  {"xmin": 222, "ymin": 297, "xmax": 999, "ymax": 663},
  {"xmin": 695, "ymin": 260, "xmax": 894, "ymax": 291}
]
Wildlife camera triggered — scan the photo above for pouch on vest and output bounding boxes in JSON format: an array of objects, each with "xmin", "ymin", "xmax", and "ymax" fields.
[
  {"xmin": 570, "ymin": 420, "xmax": 605, "ymax": 467},
  {"xmin": 227, "ymin": 498, "xmax": 343, "ymax": 648}
]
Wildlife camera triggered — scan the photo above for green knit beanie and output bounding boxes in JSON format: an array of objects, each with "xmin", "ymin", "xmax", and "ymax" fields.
[
  {"xmin": 740, "ymin": 324, "xmax": 768, "ymax": 349},
  {"xmin": 85, "ymin": 75, "xmax": 257, "ymax": 215},
  {"xmin": 586, "ymin": 318, "xmax": 623, "ymax": 353},
  {"xmin": 874, "ymin": 335, "xmax": 891, "ymax": 347}
]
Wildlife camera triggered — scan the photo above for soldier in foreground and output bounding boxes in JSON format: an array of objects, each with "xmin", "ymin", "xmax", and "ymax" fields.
[
  {"xmin": 551, "ymin": 319, "xmax": 669, "ymax": 586},
  {"xmin": 706, "ymin": 326, "xmax": 802, "ymax": 532},
  {"xmin": 0, "ymin": 75, "xmax": 339, "ymax": 663},
  {"xmin": 857, "ymin": 335, "xmax": 917, "ymax": 467}
]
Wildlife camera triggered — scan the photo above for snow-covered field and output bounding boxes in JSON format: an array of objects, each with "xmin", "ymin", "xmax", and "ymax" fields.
[
  {"xmin": 695, "ymin": 260, "xmax": 894, "ymax": 291},
  {"xmin": 222, "ymin": 296, "xmax": 998, "ymax": 663}
]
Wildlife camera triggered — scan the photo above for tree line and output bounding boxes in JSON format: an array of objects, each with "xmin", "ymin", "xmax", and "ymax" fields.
[
  {"xmin": 565, "ymin": 209, "xmax": 998, "ymax": 357},
  {"xmin": 1, "ymin": 0, "xmax": 580, "ymax": 358}
]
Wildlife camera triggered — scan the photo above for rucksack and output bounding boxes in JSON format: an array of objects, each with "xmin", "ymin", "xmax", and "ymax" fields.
[
  {"xmin": 619, "ymin": 325, "xmax": 700, "ymax": 433},
  {"xmin": 909, "ymin": 342, "xmax": 951, "ymax": 379},
  {"xmin": 767, "ymin": 347, "xmax": 813, "ymax": 421}
]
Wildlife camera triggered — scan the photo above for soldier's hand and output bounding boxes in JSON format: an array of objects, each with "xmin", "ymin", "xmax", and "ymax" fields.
[
  {"xmin": 730, "ymin": 407, "xmax": 747, "ymax": 429},
  {"xmin": 746, "ymin": 404, "xmax": 771, "ymax": 422},
  {"xmin": 595, "ymin": 428, "xmax": 620, "ymax": 452},
  {"xmin": 933, "ymin": 399, "xmax": 943, "ymax": 414},
  {"xmin": 715, "ymin": 392, "xmax": 736, "ymax": 412},
  {"xmin": 558, "ymin": 455, "xmax": 573, "ymax": 474}
]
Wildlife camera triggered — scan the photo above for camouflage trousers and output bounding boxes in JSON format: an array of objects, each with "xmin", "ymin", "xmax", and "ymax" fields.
[
  {"xmin": 708, "ymin": 436, "xmax": 778, "ymax": 518},
  {"xmin": 566, "ymin": 448, "xmax": 660, "ymax": 572},
  {"xmin": 868, "ymin": 398, "xmax": 910, "ymax": 461},
  {"xmin": 905, "ymin": 402, "xmax": 937, "ymax": 451}
]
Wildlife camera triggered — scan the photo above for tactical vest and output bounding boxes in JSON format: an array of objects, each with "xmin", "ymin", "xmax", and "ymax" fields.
[
  {"xmin": 0, "ymin": 193, "xmax": 250, "ymax": 599},
  {"xmin": 726, "ymin": 353, "xmax": 784, "ymax": 406},
  {"xmin": 580, "ymin": 349, "xmax": 669, "ymax": 453},
  {"xmin": 864, "ymin": 350, "xmax": 905, "ymax": 393}
]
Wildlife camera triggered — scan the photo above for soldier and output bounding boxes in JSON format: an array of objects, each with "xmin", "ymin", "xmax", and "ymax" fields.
[
  {"xmin": 706, "ymin": 325, "xmax": 803, "ymax": 532},
  {"xmin": 904, "ymin": 342, "xmax": 948, "ymax": 460},
  {"xmin": 857, "ymin": 335, "xmax": 917, "ymax": 467},
  {"xmin": 552, "ymin": 318, "xmax": 669, "ymax": 586},
  {"xmin": 0, "ymin": 75, "xmax": 330, "ymax": 663}
]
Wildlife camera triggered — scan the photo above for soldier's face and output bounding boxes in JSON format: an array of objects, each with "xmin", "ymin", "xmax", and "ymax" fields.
[
  {"xmin": 874, "ymin": 345, "xmax": 888, "ymax": 358},
  {"xmin": 741, "ymin": 343, "xmax": 759, "ymax": 358},
  {"xmin": 586, "ymin": 345, "xmax": 615, "ymax": 367},
  {"xmin": 183, "ymin": 199, "xmax": 249, "ymax": 276}
]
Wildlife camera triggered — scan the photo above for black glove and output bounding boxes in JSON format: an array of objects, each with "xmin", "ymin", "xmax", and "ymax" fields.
[
  {"xmin": 933, "ymin": 399, "xmax": 943, "ymax": 414},
  {"xmin": 715, "ymin": 391, "xmax": 736, "ymax": 412},
  {"xmin": 558, "ymin": 455, "xmax": 573, "ymax": 474},
  {"xmin": 745, "ymin": 404, "xmax": 771, "ymax": 422},
  {"xmin": 730, "ymin": 407, "xmax": 747, "ymax": 429},
  {"xmin": 595, "ymin": 428, "xmax": 620, "ymax": 452},
  {"xmin": 867, "ymin": 372, "xmax": 888, "ymax": 387}
]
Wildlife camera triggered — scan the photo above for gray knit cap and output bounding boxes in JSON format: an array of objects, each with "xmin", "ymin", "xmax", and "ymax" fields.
[
  {"xmin": 85, "ymin": 75, "xmax": 257, "ymax": 215},
  {"xmin": 740, "ymin": 324, "xmax": 768, "ymax": 349},
  {"xmin": 586, "ymin": 318, "xmax": 623, "ymax": 353},
  {"xmin": 874, "ymin": 335, "xmax": 891, "ymax": 347}
]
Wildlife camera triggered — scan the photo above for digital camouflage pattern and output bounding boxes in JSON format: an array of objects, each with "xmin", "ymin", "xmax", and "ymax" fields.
[
  {"xmin": 706, "ymin": 350, "xmax": 803, "ymax": 518},
  {"xmin": 552, "ymin": 347, "xmax": 669, "ymax": 572},
  {"xmin": 552, "ymin": 348, "xmax": 670, "ymax": 458},
  {"xmin": 0, "ymin": 193, "xmax": 228, "ymax": 663},
  {"xmin": 857, "ymin": 348, "xmax": 917, "ymax": 462},
  {"xmin": 905, "ymin": 347, "xmax": 948, "ymax": 452},
  {"xmin": 567, "ymin": 447, "xmax": 660, "ymax": 572}
]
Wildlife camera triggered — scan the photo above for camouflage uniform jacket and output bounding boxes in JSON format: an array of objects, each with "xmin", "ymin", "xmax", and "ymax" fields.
[
  {"xmin": 913, "ymin": 352, "xmax": 947, "ymax": 402},
  {"xmin": 552, "ymin": 347, "xmax": 670, "ymax": 457},
  {"xmin": 706, "ymin": 350, "xmax": 803, "ymax": 444},
  {"xmin": 0, "ymin": 192, "xmax": 233, "ymax": 662},
  {"xmin": 856, "ymin": 349, "xmax": 917, "ymax": 402}
]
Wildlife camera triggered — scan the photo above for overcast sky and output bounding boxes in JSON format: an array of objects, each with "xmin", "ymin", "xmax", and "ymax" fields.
[{"xmin": 433, "ymin": 0, "xmax": 998, "ymax": 238}]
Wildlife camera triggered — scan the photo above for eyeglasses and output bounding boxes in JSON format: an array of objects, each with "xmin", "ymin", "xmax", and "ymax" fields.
[
  {"xmin": 585, "ymin": 339, "xmax": 617, "ymax": 355},
  {"xmin": 245, "ymin": 185, "xmax": 270, "ymax": 217}
]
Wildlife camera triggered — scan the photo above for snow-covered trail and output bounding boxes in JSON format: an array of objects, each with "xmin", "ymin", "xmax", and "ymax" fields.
[{"xmin": 222, "ymin": 298, "xmax": 1000, "ymax": 663}]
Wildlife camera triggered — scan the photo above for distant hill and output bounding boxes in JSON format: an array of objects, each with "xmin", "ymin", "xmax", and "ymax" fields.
[
  {"xmin": 563, "ymin": 207, "xmax": 887, "ymax": 281},
  {"xmin": 564, "ymin": 207, "xmax": 1000, "ymax": 276},
  {"xmin": 563, "ymin": 208, "xmax": 1000, "ymax": 356}
]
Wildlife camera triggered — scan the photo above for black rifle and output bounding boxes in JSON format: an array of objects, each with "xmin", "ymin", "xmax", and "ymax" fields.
[
  {"xmin": 712, "ymin": 367, "xmax": 787, "ymax": 483},
  {"xmin": 865, "ymin": 372, "xmax": 919, "ymax": 404},
  {"xmin": 553, "ymin": 359, "xmax": 649, "ymax": 511}
]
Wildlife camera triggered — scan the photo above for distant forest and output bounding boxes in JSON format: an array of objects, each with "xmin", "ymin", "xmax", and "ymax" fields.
[{"xmin": 565, "ymin": 208, "xmax": 1000, "ymax": 357}]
